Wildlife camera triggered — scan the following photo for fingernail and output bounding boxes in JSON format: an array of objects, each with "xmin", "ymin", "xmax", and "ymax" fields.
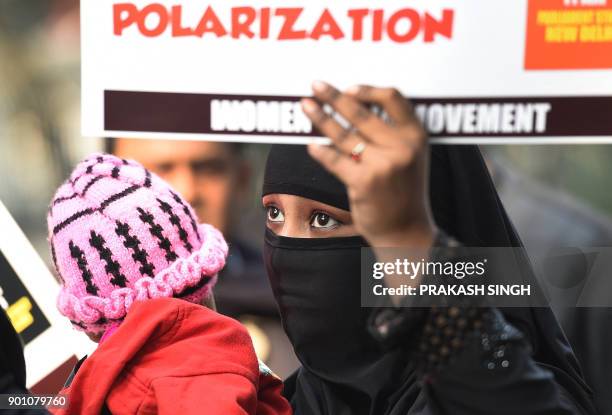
[
  {"xmin": 345, "ymin": 85, "xmax": 360, "ymax": 95},
  {"xmin": 301, "ymin": 98, "xmax": 318, "ymax": 113},
  {"xmin": 312, "ymin": 80, "xmax": 328, "ymax": 93}
]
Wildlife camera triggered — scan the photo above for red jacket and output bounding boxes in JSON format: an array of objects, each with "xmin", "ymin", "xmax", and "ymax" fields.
[{"xmin": 52, "ymin": 298, "xmax": 292, "ymax": 415}]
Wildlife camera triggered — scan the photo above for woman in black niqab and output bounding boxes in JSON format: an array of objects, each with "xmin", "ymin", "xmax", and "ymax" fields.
[{"xmin": 261, "ymin": 83, "xmax": 597, "ymax": 415}]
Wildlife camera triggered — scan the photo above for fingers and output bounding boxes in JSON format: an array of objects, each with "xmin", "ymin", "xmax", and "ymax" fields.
[
  {"xmin": 302, "ymin": 98, "xmax": 369, "ymax": 157},
  {"xmin": 310, "ymin": 81, "xmax": 394, "ymax": 145},
  {"xmin": 347, "ymin": 84, "xmax": 428, "ymax": 148},
  {"xmin": 307, "ymin": 143, "xmax": 358, "ymax": 184},
  {"xmin": 345, "ymin": 85, "xmax": 416, "ymax": 125}
]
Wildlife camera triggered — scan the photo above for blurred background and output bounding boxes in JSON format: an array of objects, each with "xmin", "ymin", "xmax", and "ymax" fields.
[{"xmin": 0, "ymin": 0, "xmax": 611, "ymax": 412}]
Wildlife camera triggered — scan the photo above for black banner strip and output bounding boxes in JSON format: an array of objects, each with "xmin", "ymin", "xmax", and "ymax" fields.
[{"xmin": 104, "ymin": 90, "xmax": 612, "ymax": 138}]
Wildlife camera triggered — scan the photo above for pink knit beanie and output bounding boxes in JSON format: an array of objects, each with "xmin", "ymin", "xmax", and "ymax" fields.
[{"xmin": 47, "ymin": 153, "xmax": 228, "ymax": 334}]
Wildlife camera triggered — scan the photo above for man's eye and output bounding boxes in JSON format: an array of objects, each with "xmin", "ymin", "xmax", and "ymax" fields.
[
  {"xmin": 191, "ymin": 160, "xmax": 228, "ymax": 176},
  {"xmin": 155, "ymin": 163, "xmax": 174, "ymax": 174},
  {"xmin": 266, "ymin": 206, "xmax": 284, "ymax": 223},
  {"xmin": 310, "ymin": 212, "xmax": 339, "ymax": 229}
]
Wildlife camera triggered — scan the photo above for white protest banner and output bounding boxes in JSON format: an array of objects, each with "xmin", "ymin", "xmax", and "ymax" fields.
[
  {"xmin": 81, "ymin": 0, "xmax": 612, "ymax": 144},
  {"xmin": 0, "ymin": 201, "xmax": 95, "ymax": 390}
]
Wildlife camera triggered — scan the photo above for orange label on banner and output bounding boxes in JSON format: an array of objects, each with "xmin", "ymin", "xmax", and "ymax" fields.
[{"xmin": 525, "ymin": 0, "xmax": 612, "ymax": 69}]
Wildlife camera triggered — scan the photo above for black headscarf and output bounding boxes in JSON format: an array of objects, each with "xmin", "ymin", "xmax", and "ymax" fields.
[{"xmin": 262, "ymin": 144, "xmax": 594, "ymax": 415}]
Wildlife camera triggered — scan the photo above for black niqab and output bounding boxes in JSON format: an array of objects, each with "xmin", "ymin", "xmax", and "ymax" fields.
[{"xmin": 262, "ymin": 144, "xmax": 594, "ymax": 414}]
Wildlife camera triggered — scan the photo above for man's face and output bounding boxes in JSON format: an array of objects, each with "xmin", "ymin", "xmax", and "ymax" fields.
[{"xmin": 113, "ymin": 139, "xmax": 247, "ymax": 235}]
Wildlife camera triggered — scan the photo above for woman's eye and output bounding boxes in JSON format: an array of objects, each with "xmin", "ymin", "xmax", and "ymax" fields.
[
  {"xmin": 266, "ymin": 206, "xmax": 284, "ymax": 223},
  {"xmin": 311, "ymin": 212, "xmax": 340, "ymax": 229}
]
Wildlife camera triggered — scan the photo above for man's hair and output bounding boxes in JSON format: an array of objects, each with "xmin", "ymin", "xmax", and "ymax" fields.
[{"xmin": 103, "ymin": 137, "xmax": 244, "ymax": 156}]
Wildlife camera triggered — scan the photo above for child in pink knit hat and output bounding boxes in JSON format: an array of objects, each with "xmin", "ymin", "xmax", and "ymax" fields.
[{"xmin": 48, "ymin": 153, "xmax": 290, "ymax": 415}]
